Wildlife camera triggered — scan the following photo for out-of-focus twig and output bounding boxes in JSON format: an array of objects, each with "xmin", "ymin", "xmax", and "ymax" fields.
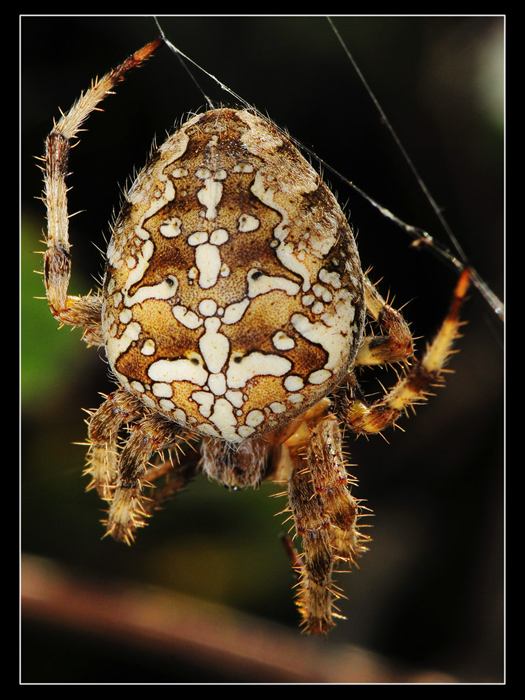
[{"xmin": 21, "ymin": 553, "xmax": 455, "ymax": 683}]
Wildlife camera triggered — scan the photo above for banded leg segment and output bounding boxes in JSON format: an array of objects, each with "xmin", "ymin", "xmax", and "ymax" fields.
[
  {"xmin": 141, "ymin": 454, "xmax": 200, "ymax": 518},
  {"xmin": 87, "ymin": 388, "xmax": 192, "ymax": 544},
  {"xmin": 346, "ymin": 269, "xmax": 471, "ymax": 435},
  {"xmin": 285, "ymin": 409, "xmax": 368, "ymax": 634},
  {"xmin": 105, "ymin": 413, "xmax": 182, "ymax": 544},
  {"xmin": 308, "ymin": 415, "xmax": 368, "ymax": 565},
  {"xmin": 40, "ymin": 39, "xmax": 161, "ymax": 342},
  {"xmin": 355, "ymin": 274, "xmax": 414, "ymax": 367},
  {"xmin": 289, "ymin": 459, "xmax": 335, "ymax": 634},
  {"xmin": 86, "ymin": 389, "xmax": 145, "ymax": 500}
]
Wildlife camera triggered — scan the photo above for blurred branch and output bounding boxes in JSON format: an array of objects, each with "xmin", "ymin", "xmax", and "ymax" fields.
[{"xmin": 21, "ymin": 553, "xmax": 456, "ymax": 683}]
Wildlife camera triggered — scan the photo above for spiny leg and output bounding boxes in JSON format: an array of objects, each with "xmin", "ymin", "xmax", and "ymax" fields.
[
  {"xmin": 308, "ymin": 415, "xmax": 370, "ymax": 566},
  {"xmin": 355, "ymin": 272, "xmax": 414, "ymax": 367},
  {"xmin": 39, "ymin": 38, "xmax": 161, "ymax": 342},
  {"xmin": 283, "ymin": 406, "xmax": 368, "ymax": 634},
  {"xmin": 105, "ymin": 411, "xmax": 189, "ymax": 544},
  {"xmin": 85, "ymin": 389, "xmax": 145, "ymax": 500},
  {"xmin": 288, "ymin": 458, "xmax": 335, "ymax": 634},
  {"xmin": 345, "ymin": 268, "xmax": 471, "ymax": 435},
  {"xmin": 86, "ymin": 388, "xmax": 194, "ymax": 543},
  {"xmin": 141, "ymin": 452, "xmax": 200, "ymax": 518}
]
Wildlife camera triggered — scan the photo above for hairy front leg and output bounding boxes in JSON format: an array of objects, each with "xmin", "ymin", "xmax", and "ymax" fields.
[{"xmin": 39, "ymin": 39, "xmax": 161, "ymax": 344}]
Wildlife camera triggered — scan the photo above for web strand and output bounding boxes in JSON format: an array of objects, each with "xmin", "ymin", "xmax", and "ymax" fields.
[
  {"xmin": 153, "ymin": 16, "xmax": 504, "ymax": 322},
  {"xmin": 327, "ymin": 16, "xmax": 503, "ymax": 322}
]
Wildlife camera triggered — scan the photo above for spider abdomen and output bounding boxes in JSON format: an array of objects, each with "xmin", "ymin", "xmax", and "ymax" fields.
[{"xmin": 102, "ymin": 108, "xmax": 365, "ymax": 442}]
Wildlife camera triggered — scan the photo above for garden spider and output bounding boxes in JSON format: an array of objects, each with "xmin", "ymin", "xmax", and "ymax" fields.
[{"xmin": 39, "ymin": 37, "xmax": 469, "ymax": 634}]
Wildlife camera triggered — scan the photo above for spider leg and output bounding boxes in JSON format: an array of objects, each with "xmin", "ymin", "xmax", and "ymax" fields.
[
  {"xmin": 40, "ymin": 39, "xmax": 161, "ymax": 344},
  {"xmin": 141, "ymin": 453, "xmax": 200, "ymax": 517},
  {"xmin": 345, "ymin": 268, "xmax": 471, "ymax": 435},
  {"xmin": 282, "ymin": 404, "xmax": 368, "ymax": 634},
  {"xmin": 355, "ymin": 273, "xmax": 414, "ymax": 367},
  {"xmin": 86, "ymin": 388, "xmax": 192, "ymax": 543},
  {"xmin": 104, "ymin": 411, "xmax": 188, "ymax": 544},
  {"xmin": 85, "ymin": 389, "xmax": 144, "ymax": 500},
  {"xmin": 308, "ymin": 415, "xmax": 369, "ymax": 566}
]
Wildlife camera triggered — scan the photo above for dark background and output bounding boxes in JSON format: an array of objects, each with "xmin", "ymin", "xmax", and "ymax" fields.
[{"xmin": 21, "ymin": 15, "xmax": 504, "ymax": 683}]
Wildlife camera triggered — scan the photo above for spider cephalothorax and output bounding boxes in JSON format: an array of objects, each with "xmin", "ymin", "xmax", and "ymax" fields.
[{"xmin": 40, "ymin": 38, "xmax": 469, "ymax": 633}]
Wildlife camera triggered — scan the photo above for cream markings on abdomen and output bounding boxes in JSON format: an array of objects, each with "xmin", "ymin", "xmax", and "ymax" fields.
[
  {"xmin": 103, "ymin": 109, "xmax": 364, "ymax": 444},
  {"xmin": 225, "ymin": 352, "xmax": 292, "ymax": 390},
  {"xmin": 199, "ymin": 317, "xmax": 230, "ymax": 375},
  {"xmin": 290, "ymin": 289, "xmax": 356, "ymax": 382},
  {"xmin": 189, "ymin": 229, "xmax": 229, "ymax": 289},
  {"xmin": 123, "ymin": 275, "xmax": 179, "ymax": 306},
  {"xmin": 148, "ymin": 356, "xmax": 208, "ymax": 386},
  {"xmin": 250, "ymin": 170, "xmax": 312, "ymax": 292},
  {"xmin": 246, "ymin": 269, "xmax": 300, "ymax": 298},
  {"xmin": 196, "ymin": 167, "xmax": 227, "ymax": 220}
]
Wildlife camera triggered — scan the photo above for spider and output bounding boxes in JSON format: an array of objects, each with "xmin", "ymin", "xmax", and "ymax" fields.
[{"xmin": 39, "ymin": 37, "xmax": 470, "ymax": 634}]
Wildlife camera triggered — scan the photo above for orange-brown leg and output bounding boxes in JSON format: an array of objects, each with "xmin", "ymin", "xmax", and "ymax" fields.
[
  {"xmin": 279, "ymin": 404, "xmax": 369, "ymax": 633},
  {"xmin": 345, "ymin": 269, "xmax": 471, "ymax": 435},
  {"xmin": 355, "ymin": 273, "xmax": 414, "ymax": 367}
]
